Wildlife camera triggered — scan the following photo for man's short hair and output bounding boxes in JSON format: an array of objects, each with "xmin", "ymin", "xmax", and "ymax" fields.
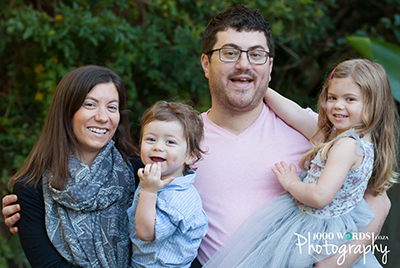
[{"xmin": 201, "ymin": 5, "xmax": 275, "ymax": 58}]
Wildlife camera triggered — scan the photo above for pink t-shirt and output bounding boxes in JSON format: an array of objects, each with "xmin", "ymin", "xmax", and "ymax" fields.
[{"xmin": 193, "ymin": 103, "xmax": 316, "ymax": 264}]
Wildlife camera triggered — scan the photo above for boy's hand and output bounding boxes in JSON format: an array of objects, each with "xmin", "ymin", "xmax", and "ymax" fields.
[{"xmin": 138, "ymin": 163, "xmax": 174, "ymax": 194}]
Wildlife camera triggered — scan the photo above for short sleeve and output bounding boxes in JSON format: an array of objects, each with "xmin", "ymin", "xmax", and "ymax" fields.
[{"xmin": 305, "ymin": 107, "xmax": 318, "ymax": 120}]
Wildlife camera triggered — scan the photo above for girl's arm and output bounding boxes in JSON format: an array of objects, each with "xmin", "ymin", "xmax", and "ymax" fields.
[
  {"xmin": 273, "ymin": 138, "xmax": 361, "ymax": 208},
  {"xmin": 265, "ymin": 88, "xmax": 317, "ymax": 140},
  {"xmin": 135, "ymin": 163, "xmax": 173, "ymax": 241}
]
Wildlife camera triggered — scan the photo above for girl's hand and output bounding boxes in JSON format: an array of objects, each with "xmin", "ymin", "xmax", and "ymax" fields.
[
  {"xmin": 272, "ymin": 162, "xmax": 301, "ymax": 191},
  {"xmin": 138, "ymin": 163, "xmax": 174, "ymax": 194}
]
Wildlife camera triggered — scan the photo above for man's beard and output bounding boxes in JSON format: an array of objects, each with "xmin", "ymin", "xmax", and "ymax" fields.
[{"xmin": 209, "ymin": 70, "xmax": 269, "ymax": 113}]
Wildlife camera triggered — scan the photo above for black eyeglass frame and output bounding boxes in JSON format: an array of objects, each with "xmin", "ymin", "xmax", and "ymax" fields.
[{"xmin": 207, "ymin": 48, "xmax": 271, "ymax": 65}]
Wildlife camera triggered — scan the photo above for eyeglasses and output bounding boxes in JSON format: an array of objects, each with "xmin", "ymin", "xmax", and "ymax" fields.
[{"xmin": 207, "ymin": 48, "xmax": 270, "ymax": 65}]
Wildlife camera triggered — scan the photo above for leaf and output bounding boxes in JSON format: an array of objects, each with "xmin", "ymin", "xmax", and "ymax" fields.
[
  {"xmin": 34, "ymin": 91, "xmax": 44, "ymax": 101},
  {"xmin": 346, "ymin": 36, "xmax": 372, "ymax": 59},
  {"xmin": 34, "ymin": 64, "xmax": 45, "ymax": 75},
  {"xmin": 347, "ymin": 36, "xmax": 400, "ymax": 102},
  {"xmin": 22, "ymin": 27, "xmax": 33, "ymax": 40}
]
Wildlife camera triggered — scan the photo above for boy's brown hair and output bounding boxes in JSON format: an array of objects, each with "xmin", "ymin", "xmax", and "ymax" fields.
[{"xmin": 140, "ymin": 101, "xmax": 205, "ymax": 173}]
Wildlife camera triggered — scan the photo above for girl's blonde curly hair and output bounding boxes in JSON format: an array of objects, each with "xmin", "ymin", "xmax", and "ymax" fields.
[{"xmin": 300, "ymin": 59, "xmax": 399, "ymax": 196}]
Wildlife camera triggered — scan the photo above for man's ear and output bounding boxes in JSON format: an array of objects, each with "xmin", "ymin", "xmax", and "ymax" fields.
[
  {"xmin": 201, "ymin": 54, "xmax": 210, "ymax": 79},
  {"xmin": 268, "ymin": 57, "xmax": 273, "ymax": 82}
]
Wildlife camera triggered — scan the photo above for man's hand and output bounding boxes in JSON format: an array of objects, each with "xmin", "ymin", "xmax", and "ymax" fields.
[{"xmin": 2, "ymin": 194, "xmax": 20, "ymax": 234}]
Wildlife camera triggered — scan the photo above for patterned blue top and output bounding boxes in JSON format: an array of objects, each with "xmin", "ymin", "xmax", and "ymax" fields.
[
  {"xmin": 127, "ymin": 171, "xmax": 208, "ymax": 268},
  {"xmin": 295, "ymin": 129, "xmax": 374, "ymax": 218}
]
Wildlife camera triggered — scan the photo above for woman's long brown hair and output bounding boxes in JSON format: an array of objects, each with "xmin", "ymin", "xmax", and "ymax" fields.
[{"xmin": 9, "ymin": 65, "xmax": 139, "ymax": 190}]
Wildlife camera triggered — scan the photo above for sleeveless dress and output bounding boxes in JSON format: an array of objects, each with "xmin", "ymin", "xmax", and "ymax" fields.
[{"xmin": 203, "ymin": 130, "xmax": 382, "ymax": 267}]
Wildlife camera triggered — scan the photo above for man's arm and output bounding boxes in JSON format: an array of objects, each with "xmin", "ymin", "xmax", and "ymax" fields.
[
  {"xmin": 314, "ymin": 190, "xmax": 390, "ymax": 267},
  {"xmin": 2, "ymin": 194, "xmax": 20, "ymax": 234}
]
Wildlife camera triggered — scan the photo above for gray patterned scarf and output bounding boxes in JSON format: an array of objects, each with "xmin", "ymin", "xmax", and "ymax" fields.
[{"xmin": 43, "ymin": 140, "xmax": 135, "ymax": 268}]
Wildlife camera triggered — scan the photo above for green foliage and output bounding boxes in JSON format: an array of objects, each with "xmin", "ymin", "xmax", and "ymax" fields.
[
  {"xmin": 347, "ymin": 36, "xmax": 400, "ymax": 102},
  {"xmin": 0, "ymin": 234, "xmax": 29, "ymax": 267},
  {"xmin": 1, "ymin": 0, "xmax": 400, "ymax": 267},
  {"xmin": 252, "ymin": 0, "xmax": 337, "ymax": 106}
]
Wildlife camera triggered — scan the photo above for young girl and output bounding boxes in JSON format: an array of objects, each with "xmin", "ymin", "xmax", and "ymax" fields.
[
  {"xmin": 127, "ymin": 101, "xmax": 208, "ymax": 268},
  {"xmin": 203, "ymin": 59, "xmax": 398, "ymax": 267}
]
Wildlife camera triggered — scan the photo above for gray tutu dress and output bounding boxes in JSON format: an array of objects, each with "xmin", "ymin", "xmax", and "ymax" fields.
[{"xmin": 204, "ymin": 130, "xmax": 382, "ymax": 268}]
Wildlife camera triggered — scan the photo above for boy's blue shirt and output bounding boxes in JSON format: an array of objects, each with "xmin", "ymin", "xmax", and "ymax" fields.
[{"xmin": 127, "ymin": 171, "xmax": 208, "ymax": 268}]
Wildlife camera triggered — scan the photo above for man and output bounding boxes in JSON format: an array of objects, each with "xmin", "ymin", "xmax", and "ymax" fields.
[
  {"xmin": 191, "ymin": 5, "xmax": 390, "ymax": 267},
  {"xmin": 3, "ymin": 5, "xmax": 390, "ymax": 268}
]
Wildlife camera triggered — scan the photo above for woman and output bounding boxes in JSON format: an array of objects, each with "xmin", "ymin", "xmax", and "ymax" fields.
[{"xmin": 8, "ymin": 65, "xmax": 142, "ymax": 267}]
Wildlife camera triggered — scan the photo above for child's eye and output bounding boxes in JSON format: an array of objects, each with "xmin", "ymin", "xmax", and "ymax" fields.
[
  {"xmin": 167, "ymin": 140, "xmax": 176, "ymax": 145},
  {"xmin": 346, "ymin": 97, "xmax": 355, "ymax": 101},
  {"xmin": 327, "ymin": 96, "xmax": 336, "ymax": 101},
  {"xmin": 146, "ymin": 137, "xmax": 156, "ymax": 142}
]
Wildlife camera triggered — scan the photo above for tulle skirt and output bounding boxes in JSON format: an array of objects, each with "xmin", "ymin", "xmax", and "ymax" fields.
[{"xmin": 203, "ymin": 193, "xmax": 379, "ymax": 268}]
